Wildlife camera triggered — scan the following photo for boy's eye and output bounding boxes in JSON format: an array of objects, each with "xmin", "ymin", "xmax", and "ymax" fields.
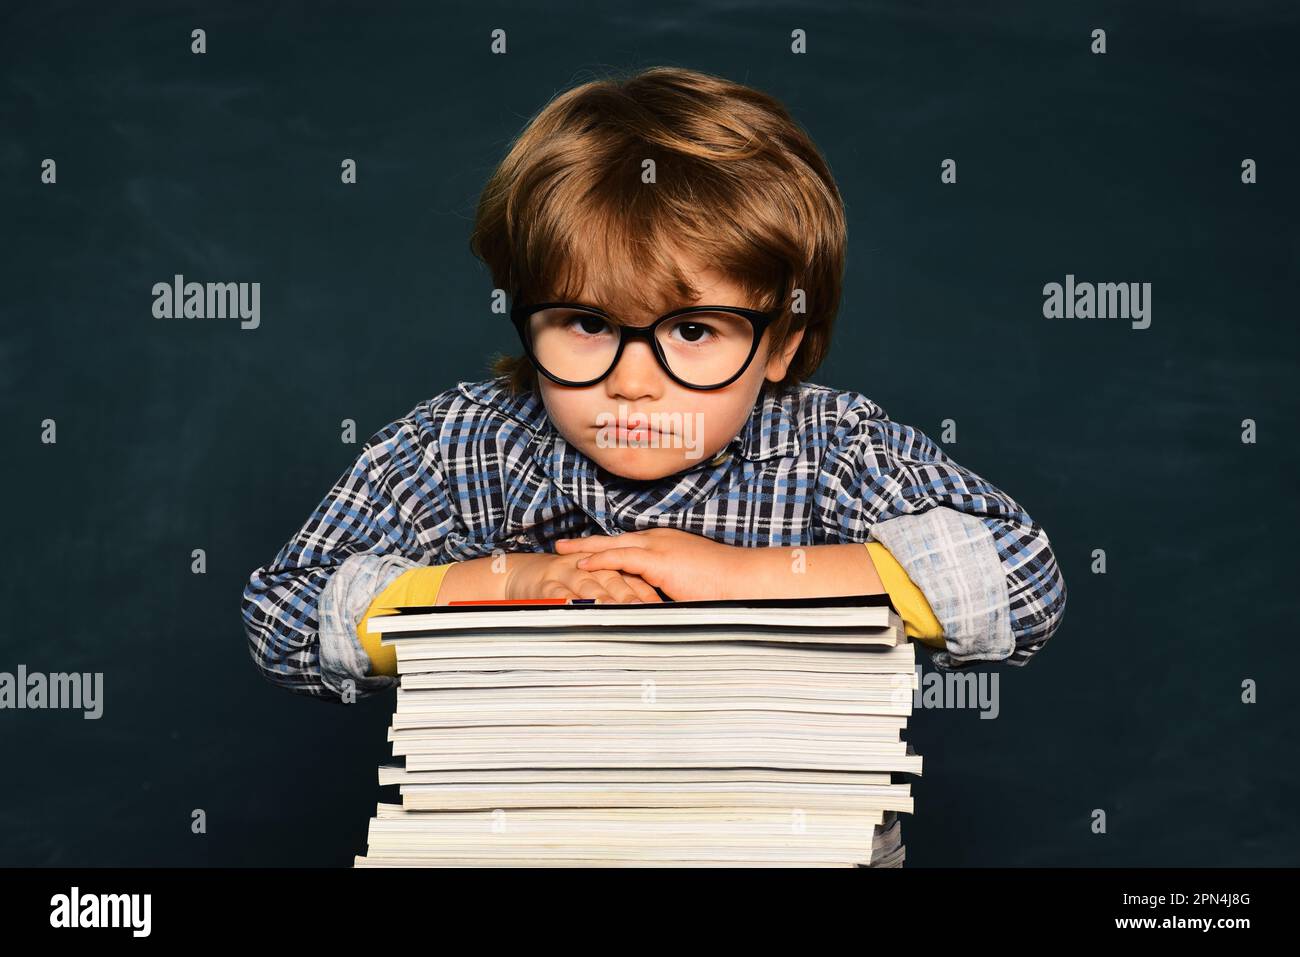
[
  {"xmin": 564, "ymin": 313, "xmax": 613, "ymax": 337},
  {"xmin": 666, "ymin": 320, "xmax": 717, "ymax": 344},
  {"xmin": 662, "ymin": 312, "xmax": 754, "ymax": 347},
  {"xmin": 529, "ymin": 308, "xmax": 614, "ymax": 338}
]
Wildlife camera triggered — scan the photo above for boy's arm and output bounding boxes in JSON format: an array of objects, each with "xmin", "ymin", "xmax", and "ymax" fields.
[
  {"xmin": 355, "ymin": 564, "xmax": 457, "ymax": 677},
  {"xmin": 240, "ymin": 407, "xmax": 463, "ymax": 704},
  {"xmin": 733, "ymin": 540, "xmax": 945, "ymax": 648},
  {"xmin": 865, "ymin": 542, "xmax": 946, "ymax": 649},
  {"xmin": 814, "ymin": 398, "xmax": 1067, "ymax": 670},
  {"xmin": 354, "ymin": 555, "xmax": 526, "ymax": 676}
]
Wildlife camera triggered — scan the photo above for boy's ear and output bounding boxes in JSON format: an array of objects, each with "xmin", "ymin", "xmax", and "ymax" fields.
[{"xmin": 764, "ymin": 326, "xmax": 805, "ymax": 382}]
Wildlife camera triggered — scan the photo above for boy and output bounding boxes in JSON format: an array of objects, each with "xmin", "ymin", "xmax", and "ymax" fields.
[{"xmin": 242, "ymin": 65, "xmax": 1066, "ymax": 708}]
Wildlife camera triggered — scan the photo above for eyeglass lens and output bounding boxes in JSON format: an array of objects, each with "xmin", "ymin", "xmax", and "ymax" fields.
[{"xmin": 526, "ymin": 307, "xmax": 755, "ymax": 386}]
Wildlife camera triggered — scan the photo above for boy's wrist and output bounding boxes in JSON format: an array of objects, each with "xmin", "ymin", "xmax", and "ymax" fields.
[
  {"xmin": 731, "ymin": 547, "xmax": 776, "ymax": 598},
  {"xmin": 502, "ymin": 552, "xmax": 566, "ymax": 600},
  {"xmin": 437, "ymin": 555, "xmax": 513, "ymax": 604}
]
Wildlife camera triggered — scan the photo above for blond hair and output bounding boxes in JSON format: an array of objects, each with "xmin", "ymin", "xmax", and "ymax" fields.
[{"xmin": 469, "ymin": 66, "xmax": 846, "ymax": 395}]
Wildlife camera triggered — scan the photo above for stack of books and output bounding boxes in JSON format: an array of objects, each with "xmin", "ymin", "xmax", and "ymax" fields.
[{"xmin": 353, "ymin": 594, "xmax": 920, "ymax": 867}]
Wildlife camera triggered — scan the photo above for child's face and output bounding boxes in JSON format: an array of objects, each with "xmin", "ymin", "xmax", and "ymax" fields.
[{"xmin": 536, "ymin": 259, "xmax": 804, "ymax": 482}]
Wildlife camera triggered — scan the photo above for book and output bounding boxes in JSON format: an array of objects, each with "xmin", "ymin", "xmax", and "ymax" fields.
[{"xmin": 354, "ymin": 593, "xmax": 919, "ymax": 867}]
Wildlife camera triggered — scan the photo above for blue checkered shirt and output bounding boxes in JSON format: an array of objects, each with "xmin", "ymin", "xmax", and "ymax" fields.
[{"xmin": 242, "ymin": 377, "xmax": 1067, "ymax": 702}]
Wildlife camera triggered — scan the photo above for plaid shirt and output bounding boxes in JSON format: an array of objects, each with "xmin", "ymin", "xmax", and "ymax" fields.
[{"xmin": 242, "ymin": 377, "xmax": 1067, "ymax": 702}]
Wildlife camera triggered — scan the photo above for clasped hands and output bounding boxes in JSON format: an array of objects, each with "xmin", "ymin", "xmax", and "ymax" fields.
[{"xmin": 503, "ymin": 528, "xmax": 753, "ymax": 603}]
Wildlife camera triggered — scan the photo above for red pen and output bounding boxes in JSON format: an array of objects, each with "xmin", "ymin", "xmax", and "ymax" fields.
[{"xmin": 447, "ymin": 598, "xmax": 599, "ymax": 606}]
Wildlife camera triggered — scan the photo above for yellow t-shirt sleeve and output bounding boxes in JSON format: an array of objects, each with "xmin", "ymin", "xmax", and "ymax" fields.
[
  {"xmin": 355, "ymin": 564, "xmax": 457, "ymax": 677},
  {"xmin": 865, "ymin": 542, "xmax": 945, "ymax": 648}
]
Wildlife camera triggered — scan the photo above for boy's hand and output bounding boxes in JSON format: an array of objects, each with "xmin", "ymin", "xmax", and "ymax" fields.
[
  {"xmin": 502, "ymin": 551, "xmax": 663, "ymax": 603},
  {"xmin": 554, "ymin": 528, "xmax": 753, "ymax": 602}
]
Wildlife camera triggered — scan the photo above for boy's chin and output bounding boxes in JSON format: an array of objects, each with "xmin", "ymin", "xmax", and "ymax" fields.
[{"xmin": 587, "ymin": 446, "xmax": 695, "ymax": 482}]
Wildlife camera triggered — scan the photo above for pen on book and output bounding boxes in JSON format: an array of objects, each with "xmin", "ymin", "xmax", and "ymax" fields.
[{"xmin": 447, "ymin": 597, "xmax": 601, "ymax": 606}]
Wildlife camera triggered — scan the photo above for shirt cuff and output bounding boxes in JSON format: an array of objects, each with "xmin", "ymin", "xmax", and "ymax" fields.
[
  {"xmin": 864, "ymin": 542, "xmax": 945, "ymax": 648},
  {"xmin": 317, "ymin": 552, "xmax": 418, "ymax": 700},
  {"xmin": 356, "ymin": 564, "xmax": 456, "ymax": 677},
  {"xmin": 868, "ymin": 507, "xmax": 1015, "ymax": 668}
]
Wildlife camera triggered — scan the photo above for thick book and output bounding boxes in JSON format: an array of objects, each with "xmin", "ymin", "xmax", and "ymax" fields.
[{"xmin": 367, "ymin": 592, "xmax": 897, "ymax": 635}]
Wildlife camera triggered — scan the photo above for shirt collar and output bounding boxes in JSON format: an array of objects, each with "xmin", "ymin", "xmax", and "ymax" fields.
[{"xmin": 734, "ymin": 384, "xmax": 804, "ymax": 462}]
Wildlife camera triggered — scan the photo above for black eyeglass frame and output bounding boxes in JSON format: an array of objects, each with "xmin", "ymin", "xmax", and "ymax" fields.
[{"xmin": 508, "ymin": 298, "xmax": 784, "ymax": 390}]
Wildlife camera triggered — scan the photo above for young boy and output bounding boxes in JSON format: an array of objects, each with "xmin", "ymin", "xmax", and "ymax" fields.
[{"xmin": 241, "ymin": 66, "xmax": 1066, "ymax": 709}]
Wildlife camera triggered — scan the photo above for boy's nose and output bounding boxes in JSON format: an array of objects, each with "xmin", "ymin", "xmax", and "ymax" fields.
[{"xmin": 604, "ymin": 338, "xmax": 665, "ymax": 400}]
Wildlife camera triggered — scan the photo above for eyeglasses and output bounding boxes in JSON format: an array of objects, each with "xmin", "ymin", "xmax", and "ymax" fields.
[{"xmin": 508, "ymin": 297, "xmax": 783, "ymax": 390}]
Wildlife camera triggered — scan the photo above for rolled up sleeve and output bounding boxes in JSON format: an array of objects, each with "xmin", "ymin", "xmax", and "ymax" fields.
[
  {"xmin": 240, "ymin": 405, "xmax": 464, "ymax": 703},
  {"xmin": 815, "ymin": 398, "xmax": 1067, "ymax": 669},
  {"xmin": 317, "ymin": 552, "xmax": 419, "ymax": 699}
]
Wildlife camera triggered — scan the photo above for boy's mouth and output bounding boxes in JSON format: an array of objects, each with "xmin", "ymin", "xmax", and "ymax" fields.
[
  {"xmin": 611, "ymin": 424, "xmax": 670, "ymax": 440},
  {"xmin": 591, "ymin": 407, "xmax": 701, "ymax": 452},
  {"xmin": 591, "ymin": 423, "xmax": 678, "ymax": 449}
]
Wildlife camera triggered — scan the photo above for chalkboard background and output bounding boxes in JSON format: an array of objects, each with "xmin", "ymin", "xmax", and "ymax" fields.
[{"xmin": 1, "ymin": 0, "xmax": 1297, "ymax": 866}]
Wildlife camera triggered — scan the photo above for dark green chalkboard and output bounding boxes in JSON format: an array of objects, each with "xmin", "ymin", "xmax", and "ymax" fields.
[{"xmin": 1, "ymin": 0, "xmax": 1296, "ymax": 866}]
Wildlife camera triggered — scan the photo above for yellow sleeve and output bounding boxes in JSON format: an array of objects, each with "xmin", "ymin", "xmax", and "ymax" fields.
[
  {"xmin": 865, "ymin": 542, "xmax": 945, "ymax": 649},
  {"xmin": 356, "ymin": 564, "xmax": 457, "ymax": 677}
]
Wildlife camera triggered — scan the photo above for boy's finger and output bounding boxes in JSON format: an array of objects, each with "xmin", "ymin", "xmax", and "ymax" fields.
[
  {"xmin": 552, "ymin": 538, "xmax": 588, "ymax": 554},
  {"xmin": 570, "ymin": 577, "xmax": 617, "ymax": 603},
  {"xmin": 595, "ymin": 572, "xmax": 642, "ymax": 604},
  {"xmin": 622, "ymin": 574, "xmax": 663, "ymax": 603},
  {"xmin": 555, "ymin": 535, "xmax": 634, "ymax": 554},
  {"xmin": 553, "ymin": 536, "xmax": 609, "ymax": 553},
  {"xmin": 576, "ymin": 547, "xmax": 654, "ymax": 580},
  {"xmin": 540, "ymin": 582, "xmax": 579, "ymax": 600}
]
